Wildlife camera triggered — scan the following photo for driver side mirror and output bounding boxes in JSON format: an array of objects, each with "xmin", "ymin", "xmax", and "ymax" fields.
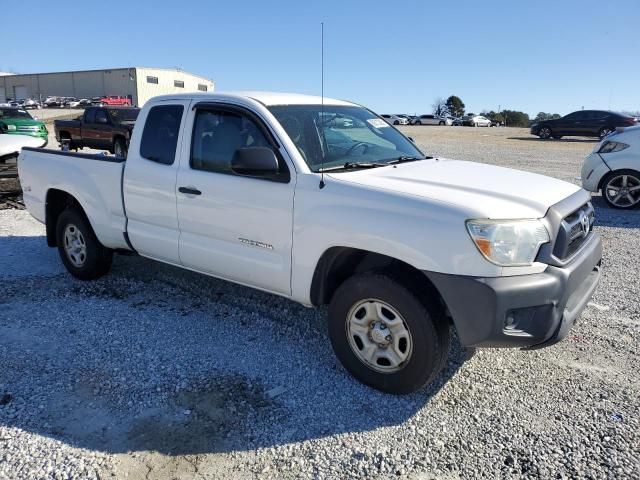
[
  {"xmin": 231, "ymin": 147, "xmax": 289, "ymax": 183},
  {"xmin": 408, "ymin": 137, "xmax": 415, "ymax": 143}
]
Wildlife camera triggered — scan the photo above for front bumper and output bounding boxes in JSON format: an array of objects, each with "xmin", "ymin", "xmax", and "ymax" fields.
[
  {"xmin": 425, "ymin": 233, "xmax": 602, "ymax": 349},
  {"xmin": 581, "ymin": 152, "xmax": 610, "ymax": 192}
]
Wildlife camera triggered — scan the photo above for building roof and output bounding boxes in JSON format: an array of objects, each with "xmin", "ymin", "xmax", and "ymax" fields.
[
  {"xmin": 0, "ymin": 67, "xmax": 212, "ymax": 82},
  {"xmin": 149, "ymin": 91, "xmax": 355, "ymax": 106}
]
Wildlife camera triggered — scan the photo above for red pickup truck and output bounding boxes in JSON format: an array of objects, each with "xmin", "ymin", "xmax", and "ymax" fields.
[{"xmin": 99, "ymin": 96, "xmax": 132, "ymax": 106}]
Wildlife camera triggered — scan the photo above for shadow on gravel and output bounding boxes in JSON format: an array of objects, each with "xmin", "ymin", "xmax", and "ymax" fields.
[
  {"xmin": 591, "ymin": 196, "xmax": 640, "ymax": 229},
  {"xmin": 507, "ymin": 136, "xmax": 598, "ymax": 143},
  {"xmin": 0, "ymin": 235, "xmax": 467, "ymax": 457}
]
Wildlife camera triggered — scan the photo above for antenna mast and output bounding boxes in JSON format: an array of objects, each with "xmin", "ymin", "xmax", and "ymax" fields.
[{"xmin": 319, "ymin": 22, "xmax": 326, "ymax": 189}]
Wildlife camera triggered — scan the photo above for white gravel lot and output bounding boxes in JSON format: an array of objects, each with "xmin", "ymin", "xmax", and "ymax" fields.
[{"xmin": 1, "ymin": 127, "xmax": 639, "ymax": 479}]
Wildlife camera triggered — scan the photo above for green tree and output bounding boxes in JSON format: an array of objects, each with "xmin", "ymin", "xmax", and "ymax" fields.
[
  {"xmin": 501, "ymin": 110, "xmax": 530, "ymax": 127},
  {"xmin": 445, "ymin": 95, "xmax": 465, "ymax": 117}
]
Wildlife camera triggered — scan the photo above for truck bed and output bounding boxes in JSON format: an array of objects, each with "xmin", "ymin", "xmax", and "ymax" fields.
[{"xmin": 18, "ymin": 147, "xmax": 130, "ymax": 250}]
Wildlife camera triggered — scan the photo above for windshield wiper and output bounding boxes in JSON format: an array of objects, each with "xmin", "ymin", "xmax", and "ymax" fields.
[
  {"xmin": 318, "ymin": 161, "xmax": 389, "ymax": 172},
  {"xmin": 388, "ymin": 155, "xmax": 430, "ymax": 164}
]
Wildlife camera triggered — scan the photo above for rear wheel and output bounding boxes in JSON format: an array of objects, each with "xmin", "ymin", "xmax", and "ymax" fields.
[
  {"xmin": 114, "ymin": 138, "xmax": 127, "ymax": 158},
  {"xmin": 439, "ymin": 121, "xmax": 445, "ymax": 126},
  {"xmin": 328, "ymin": 272, "xmax": 450, "ymax": 394},
  {"xmin": 56, "ymin": 209, "xmax": 113, "ymax": 280},
  {"xmin": 599, "ymin": 127, "xmax": 614, "ymax": 139},
  {"xmin": 601, "ymin": 170, "xmax": 640, "ymax": 209},
  {"xmin": 415, "ymin": 120, "xmax": 422, "ymax": 125},
  {"xmin": 538, "ymin": 126, "xmax": 552, "ymax": 139}
]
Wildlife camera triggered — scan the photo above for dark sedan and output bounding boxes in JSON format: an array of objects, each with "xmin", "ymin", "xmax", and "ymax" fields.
[{"xmin": 531, "ymin": 110, "xmax": 637, "ymax": 140}]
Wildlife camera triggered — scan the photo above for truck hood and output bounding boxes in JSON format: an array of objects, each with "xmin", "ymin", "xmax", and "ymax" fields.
[
  {"xmin": 1, "ymin": 118, "xmax": 43, "ymax": 127},
  {"xmin": 328, "ymin": 158, "xmax": 581, "ymax": 219},
  {"xmin": 0, "ymin": 134, "xmax": 47, "ymax": 155}
]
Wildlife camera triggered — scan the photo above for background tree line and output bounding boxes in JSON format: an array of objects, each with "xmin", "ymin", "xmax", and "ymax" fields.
[{"xmin": 431, "ymin": 95, "xmax": 567, "ymax": 128}]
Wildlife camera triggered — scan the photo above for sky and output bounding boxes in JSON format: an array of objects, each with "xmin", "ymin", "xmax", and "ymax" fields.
[{"xmin": 4, "ymin": 0, "xmax": 639, "ymax": 116}]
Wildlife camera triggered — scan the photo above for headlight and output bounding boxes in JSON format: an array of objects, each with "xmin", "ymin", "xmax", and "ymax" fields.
[
  {"xmin": 598, "ymin": 140, "xmax": 629, "ymax": 154},
  {"xmin": 466, "ymin": 219, "xmax": 550, "ymax": 266}
]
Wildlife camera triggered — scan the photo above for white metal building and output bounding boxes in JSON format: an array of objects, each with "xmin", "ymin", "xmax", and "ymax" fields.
[{"xmin": 0, "ymin": 67, "xmax": 214, "ymax": 106}]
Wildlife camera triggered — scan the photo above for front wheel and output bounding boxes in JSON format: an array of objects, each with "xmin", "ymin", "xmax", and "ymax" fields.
[
  {"xmin": 538, "ymin": 126, "xmax": 552, "ymax": 139},
  {"xmin": 328, "ymin": 272, "xmax": 450, "ymax": 394},
  {"xmin": 439, "ymin": 121, "xmax": 445, "ymax": 126},
  {"xmin": 601, "ymin": 170, "xmax": 640, "ymax": 209},
  {"xmin": 56, "ymin": 209, "xmax": 113, "ymax": 280}
]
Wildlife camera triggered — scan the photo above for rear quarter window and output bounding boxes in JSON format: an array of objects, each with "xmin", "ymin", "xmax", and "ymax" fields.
[{"xmin": 140, "ymin": 105, "xmax": 184, "ymax": 165}]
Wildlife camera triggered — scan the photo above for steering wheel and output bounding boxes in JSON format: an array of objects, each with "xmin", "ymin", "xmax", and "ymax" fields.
[{"xmin": 345, "ymin": 142, "xmax": 369, "ymax": 156}]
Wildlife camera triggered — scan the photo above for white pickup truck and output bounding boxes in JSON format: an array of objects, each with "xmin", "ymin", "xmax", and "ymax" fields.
[{"xmin": 18, "ymin": 92, "xmax": 602, "ymax": 394}]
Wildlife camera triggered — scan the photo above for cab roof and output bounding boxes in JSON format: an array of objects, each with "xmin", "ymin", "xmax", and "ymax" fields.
[{"xmin": 148, "ymin": 91, "xmax": 357, "ymax": 107}]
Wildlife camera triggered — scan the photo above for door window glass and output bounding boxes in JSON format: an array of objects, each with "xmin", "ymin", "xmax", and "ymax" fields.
[
  {"xmin": 84, "ymin": 108, "xmax": 96, "ymax": 123},
  {"xmin": 140, "ymin": 105, "xmax": 184, "ymax": 165},
  {"xmin": 95, "ymin": 109, "xmax": 108, "ymax": 124},
  {"xmin": 190, "ymin": 109, "xmax": 270, "ymax": 174}
]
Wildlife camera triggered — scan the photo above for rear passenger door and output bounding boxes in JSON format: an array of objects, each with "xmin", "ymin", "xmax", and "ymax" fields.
[
  {"xmin": 175, "ymin": 103, "xmax": 295, "ymax": 295},
  {"xmin": 123, "ymin": 101, "xmax": 190, "ymax": 264}
]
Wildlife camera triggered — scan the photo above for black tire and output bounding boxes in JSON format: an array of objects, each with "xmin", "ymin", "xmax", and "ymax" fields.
[
  {"xmin": 56, "ymin": 208, "xmax": 113, "ymax": 280},
  {"xmin": 415, "ymin": 120, "xmax": 422, "ymax": 125},
  {"xmin": 600, "ymin": 169, "xmax": 640, "ymax": 210},
  {"xmin": 538, "ymin": 126, "xmax": 552, "ymax": 139},
  {"xmin": 328, "ymin": 272, "xmax": 450, "ymax": 394},
  {"xmin": 114, "ymin": 138, "xmax": 127, "ymax": 158}
]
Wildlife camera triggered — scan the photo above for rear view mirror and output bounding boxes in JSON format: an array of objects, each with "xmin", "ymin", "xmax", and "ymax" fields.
[{"xmin": 231, "ymin": 147, "xmax": 288, "ymax": 182}]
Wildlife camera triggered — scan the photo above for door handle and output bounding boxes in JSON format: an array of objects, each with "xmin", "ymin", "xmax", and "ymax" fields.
[{"xmin": 179, "ymin": 186, "xmax": 202, "ymax": 195}]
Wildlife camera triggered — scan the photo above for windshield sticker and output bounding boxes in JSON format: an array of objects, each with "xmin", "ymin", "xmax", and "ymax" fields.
[{"xmin": 367, "ymin": 118, "xmax": 389, "ymax": 129}]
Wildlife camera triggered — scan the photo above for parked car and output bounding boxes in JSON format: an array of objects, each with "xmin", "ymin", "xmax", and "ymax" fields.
[
  {"xmin": 54, "ymin": 106, "xmax": 140, "ymax": 157},
  {"xmin": 451, "ymin": 117, "xmax": 463, "ymax": 126},
  {"xmin": 531, "ymin": 110, "xmax": 638, "ymax": 140},
  {"xmin": 63, "ymin": 97, "xmax": 78, "ymax": 107},
  {"xmin": 0, "ymin": 133, "xmax": 47, "ymax": 163},
  {"xmin": 396, "ymin": 114, "xmax": 413, "ymax": 124},
  {"xmin": 19, "ymin": 92, "xmax": 601, "ymax": 394},
  {"xmin": 44, "ymin": 97, "xmax": 64, "ymax": 108},
  {"xmin": 0, "ymin": 107, "xmax": 48, "ymax": 142},
  {"xmin": 464, "ymin": 115, "xmax": 491, "ymax": 127},
  {"xmin": 22, "ymin": 99, "xmax": 40, "ymax": 109},
  {"xmin": 413, "ymin": 114, "xmax": 451, "ymax": 126},
  {"xmin": 99, "ymin": 95, "xmax": 132, "ymax": 106},
  {"xmin": 381, "ymin": 114, "xmax": 408, "ymax": 125},
  {"xmin": 581, "ymin": 125, "xmax": 640, "ymax": 209}
]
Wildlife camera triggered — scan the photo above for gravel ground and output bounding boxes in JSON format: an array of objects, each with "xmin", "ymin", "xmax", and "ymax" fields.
[{"xmin": 1, "ymin": 127, "xmax": 639, "ymax": 479}]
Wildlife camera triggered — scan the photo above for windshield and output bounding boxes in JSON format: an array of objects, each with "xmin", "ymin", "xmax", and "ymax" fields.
[
  {"xmin": 268, "ymin": 105, "xmax": 424, "ymax": 172},
  {"xmin": 0, "ymin": 108, "xmax": 33, "ymax": 120},
  {"xmin": 108, "ymin": 108, "xmax": 140, "ymax": 123}
]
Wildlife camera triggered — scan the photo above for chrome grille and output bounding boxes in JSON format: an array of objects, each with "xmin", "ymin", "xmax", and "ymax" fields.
[
  {"xmin": 553, "ymin": 203, "xmax": 595, "ymax": 260},
  {"xmin": 17, "ymin": 126, "xmax": 40, "ymax": 132}
]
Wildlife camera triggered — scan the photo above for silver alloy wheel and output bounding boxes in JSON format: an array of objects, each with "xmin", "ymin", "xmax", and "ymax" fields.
[
  {"xmin": 540, "ymin": 127, "xmax": 551, "ymax": 139},
  {"xmin": 63, "ymin": 224, "xmax": 87, "ymax": 267},
  {"xmin": 346, "ymin": 299, "xmax": 413, "ymax": 373},
  {"xmin": 599, "ymin": 128, "xmax": 612, "ymax": 139},
  {"xmin": 605, "ymin": 174, "xmax": 640, "ymax": 208}
]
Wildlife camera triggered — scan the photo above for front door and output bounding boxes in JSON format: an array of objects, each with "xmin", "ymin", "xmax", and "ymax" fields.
[{"xmin": 176, "ymin": 104, "xmax": 295, "ymax": 295}]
